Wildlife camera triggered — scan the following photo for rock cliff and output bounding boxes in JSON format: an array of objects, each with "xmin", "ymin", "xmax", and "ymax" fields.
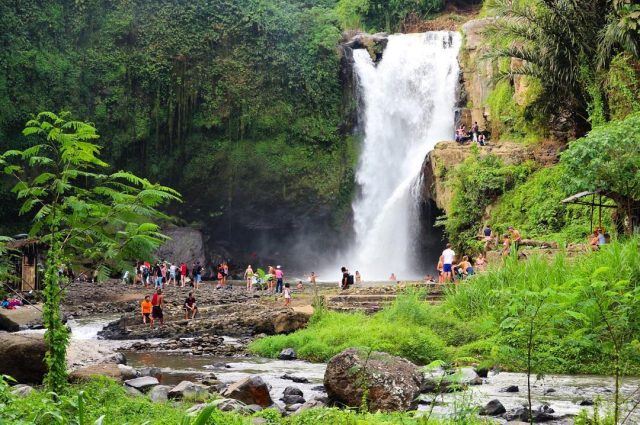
[{"xmin": 420, "ymin": 141, "xmax": 534, "ymax": 213}]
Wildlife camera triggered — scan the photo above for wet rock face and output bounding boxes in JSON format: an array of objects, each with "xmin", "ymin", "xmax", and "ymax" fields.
[
  {"xmin": 221, "ymin": 375, "xmax": 273, "ymax": 408},
  {"xmin": 155, "ymin": 227, "xmax": 206, "ymax": 266},
  {"xmin": 479, "ymin": 399, "xmax": 506, "ymax": 416},
  {"xmin": 0, "ymin": 332, "xmax": 47, "ymax": 384},
  {"xmin": 324, "ymin": 348, "xmax": 423, "ymax": 412},
  {"xmin": 343, "ymin": 32, "xmax": 389, "ymax": 63}
]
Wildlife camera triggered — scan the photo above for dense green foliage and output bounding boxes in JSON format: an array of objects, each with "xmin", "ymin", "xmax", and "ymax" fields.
[
  {"xmin": 251, "ymin": 289, "xmax": 489, "ymax": 363},
  {"xmin": 490, "ymin": 165, "xmax": 614, "ymax": 243},
  {"xmin": 438, "ymin": 149, "xmax": 534, "ymax": 253},
  {"xmin": 0, "ymin": 377, "xmax": 492, "ymax": 425},
  {"xmin": 483, "ymin": 0, "xmax": 640, "ymax": 135},
  {"xmin": 253, "ymin": 239, "xmax": 640, "ymax": 377},
  {"xmin": 335, "ymin": 0, "xmax": 445, "ymax": 31},
  {"xmin": 0, "ymin": 0, "xmax": 358, "ymax": 247},
  {"xmin": 0, "ymin": 112, "xmax": 180, "ymax": 392},
  {"xmin": 560, "ymin": 111, "xmax": 640, "ymax": 234}
]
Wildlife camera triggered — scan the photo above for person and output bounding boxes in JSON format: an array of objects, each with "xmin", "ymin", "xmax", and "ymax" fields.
[
  {"xmin": 143, "ymin": 261, "xmax": 151, "ymax": 288},
  {"xmin": 341, "ymin": 267, "xmax": 350, "ymax": 290},
  {"xmin": 309, "ymin": 271, "xmax": 317, "ymax": 285},
  {"xmin": 184, "ymin": 292, "xmax": 198, "ymax": 320},
  {"xmin": 389, "ymin": 273, "xmax": 397, "ymax": 281},
  {"xmin": 244, "ymin": 265, "xmax": 254, "ymax": 291},
  {"xmin": 355, "ymin": 270, "xmax": 361, "ymax": 284},
  {"xmin": 160, "ymin": 262, "xmax": 167, "ymax": 286},
  {"xmin": 442, "ymin": 243, "xmax": 456, "ymax": 283},
  {"xmin": 135, "ymin": 261, "xmax": 142, "ymax": 285},
  {"xmin": 154, "ymin": 262, "xmax": 163, "ymax": 289},
  {"xmin": 478, "ymin": 133, "xmax": 486, "ymax": 146},
  {"xmin": 216, "ymin": 265, "xmax": 224, "ymax": 289},
  {"xmin": 296, "ymin": 280, "xmax": 304, "ymax": 291},
  {"xmin": 151, "ymin": 288, "xmax": 164, "ymax": 327},
  {"xmin": 141, "ymin": 295, "xmax": 152, "ymax": 326},
  {"xmin": 457, "ymin": 255, "xmax": 474, "ymax": 278},
  {"xmin": 222, "ymin": 262, "xmax": 229, "ymax": 287},
  {"xmin": 283, "ymin": 283, "xmax": 291, "ymax": 307},
  {"xmin": 508, "ymin": 226, "xmax": 522, "ymax": 253},
  {"xmin": 275, "ymin": 265, "xmax": 284, "ymax": 294},
  {"xmin": 267, "ymin": 266, "xmax": 276, "ymax": 292},
  {"xmin": 483, "ymin": 224, "xmax": 494, "ymax": 253},
  {"xmin": 597, "ymin": 227, "xmax": 606, "ymax": 247},
  {"xmin": 502, "ymin": 234, "xmax": 511, "ymax": 257},
  {"xmin": 122, "ymin": 270, "xmax": 130, "ymax": 284},
  {"xmin": 424, "ymin": 275, "xmax": 435, "ymax": 283},
  {"xmin": 168, "ymin": 263, "xmax": 177, "ymax": 286},
  {"xmin": 193, "ymin": 261, "xmax": 202, "ymax": 289},
  {"xmin": 475, "ymin": 253, "xmax": 487, "ymax": 272},
  {"xmin": 472, "ymin": 121, "xmax": 479, "ymax": 143},
  {"xmin": 437, "ymin": 255, "xmax": 444, "ymax": 284},
  {"xmin": 180, "ymin": 262, "xmax": 188, "ymax": 287},
  {"xmin": 589, "ymin": 230, "xmax": 600, "ymax": 250}
]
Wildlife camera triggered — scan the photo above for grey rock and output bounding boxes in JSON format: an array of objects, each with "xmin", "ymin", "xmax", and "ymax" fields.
[
  {"xmin": 297, "ymin": 398, "xmax": 328, "ymax": 412},
  {"xmin": 124, "ymin": 376, "xmax": 159, "ymax": 393},
  {"xmin": 324, "ymin": 348, "xmax": 423, "ymax": 412},
  {"xmin": 544, "ymin": 388, "xmax": 557, "ymax": 395},
  {"xmin": 117, "ymin": 364, "xmax": 138, "ymax": 380},
  {"xmin": 281, "ymin": 395, "xmax": 305, "ymax": 405},
  {"xmin": 213, "ymin": 398, "xmax": 252, "ymax": 414},
  {"xmin": 578, "ymin": 399, "xmax": 594, "ymax": 406},
  {"xmin": 246, "ymin": 404, "xmax": 263, "ymax": 413},
  {"xmin": 251, "ymin": 418, "xmax": 268, "ymax": 425},
  {"xmin": 11, "ymin": 384, "xmax": 34, "ymax": 397},
  {"xmin": 148, "ymin": 385, "xmax": 172, "ymax": 402},
  {"xmin": 124, "ymin": 386, "xmax": 144, "ymax": 397},
  {"xmin": 283, "ymin": 386, "xmax": 304, "ymax": 397},
  {"xmin": 479, "ymin": 399, "xmax": 506, "ymax": 416},
  {"xmin": 278, "ymin": 348, "xmax": 297, "ymax": 360},
  {"xmin": 281, "ymin": 373, "xmax": 309, "ymax": 383},
  {"xmin": 221, "ymin": 376, "xmax": 273, "ymax": 407},
  {"xmin": 500, "ymin": 385, "xmax": 519, "ymax": 393},
  {"xmin": 286, "ymin": 403, "xmax": 303, "ymax": 412},
  {"xmin": 138, "ymin": 367, "xmax": 162, "ymax": 377},
  {"xmin": 0, "ymin": 312, "xmax": 20, "ymax": 332},
  {"xmin": 168, "ymin": 380, "xmax": 208, "ymax": 400}
]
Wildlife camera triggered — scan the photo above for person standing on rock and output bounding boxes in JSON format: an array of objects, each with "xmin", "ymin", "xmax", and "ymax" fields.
[
  {"xmin": 244, "ymin": 265, "xmax": 254, "ymax": 291},
  {"xmin": 275, "ymin": 265, "xmax": 284, "ymax": 294},
  {"xmin": 154, "ymin": 262, "xmax": 163, "ymax": 289},
  {"xmin": 193, "ymin": 261, "xmax": 202, "ymax": 289},
  {"xmin": 222, "ymin": 262, "xmax": 229, "ymax": 287},
  {"xmin": 184, "ymin": 292, "xmax": 198, "ymax": 320},
  {"xmin": 151, "ymin": 288, "xmax": 164, "ymax": 327},
  {"xmin": 508, "ymin": 226, "xmax": 522, "ymax": 254},
  {"xmin": 180, "ymin": 262, "xmax": 187, "ymax": 287},
  {"xmin": 283, "ymin": 283, "xmax": 291, "ymax": 307},
  {"xmin": 168, "ymin": 263, "xmax": 177, "ymax": 286},
  {"xmin": 267, "ymin": 265, "xmax": 276, "ymax": 292},
  {"xmin": 160, "ymin": 262, "xmax": 167, "ymax": 286},
  {"xmin": 341, "ymin": 267, "xmax": 349, "ymax": 290},
  {"xmin": 141, "ymin": 295, "xmax": 152, "ymax": 326},
  {"xmin": 442, "ymin": 243, "xmax": 456, "ymax": 283}
]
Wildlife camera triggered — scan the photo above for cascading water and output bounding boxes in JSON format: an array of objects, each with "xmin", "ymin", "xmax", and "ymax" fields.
[{"xmin": 346, "ymin": 31, "xmax": 460, "ymax": 280}]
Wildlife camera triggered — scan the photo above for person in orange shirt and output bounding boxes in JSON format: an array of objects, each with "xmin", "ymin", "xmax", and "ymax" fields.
[{"xmin": 141, "ymin": 295, "xmax": 152, "ymax": 326}]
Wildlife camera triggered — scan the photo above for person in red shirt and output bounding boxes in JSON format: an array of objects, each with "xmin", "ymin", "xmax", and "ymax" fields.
[{"xmin": 179, "ymin": 262, "xmax": 188, "ymax": 287}]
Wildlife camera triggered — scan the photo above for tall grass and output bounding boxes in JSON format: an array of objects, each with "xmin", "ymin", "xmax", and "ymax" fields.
[{"xmin": 251, "ymin": 240, "xmax": 640, "ymax": 375}]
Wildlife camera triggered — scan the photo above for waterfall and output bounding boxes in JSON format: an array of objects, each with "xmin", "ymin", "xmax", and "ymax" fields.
[{"xmin": 346, "ymin": 32, "xmax": 460, "ymax": 281}]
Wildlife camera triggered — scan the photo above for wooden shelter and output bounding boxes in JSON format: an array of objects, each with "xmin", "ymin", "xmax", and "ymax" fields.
[
  {"xmin": 561, "ymin": 190, "xmax": 617, "ymax": 233},
  {"xmin": 5, "ymin": 238, "xmax": 44, "ymax": 291}
]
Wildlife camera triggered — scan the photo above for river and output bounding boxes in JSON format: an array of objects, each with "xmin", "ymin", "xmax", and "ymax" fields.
[{"xmin": 64, "ymin": 315, "xmax": 640, "ymax": 423}]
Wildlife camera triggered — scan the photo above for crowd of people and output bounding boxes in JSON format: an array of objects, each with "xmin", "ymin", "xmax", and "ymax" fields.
[
  {"xmin": 133, "ymin": 260, "xmax": 234, "ymax": 290},
  {"xmin": 455, "ymin": 121, "xmax": 488, "ymax": 145}
]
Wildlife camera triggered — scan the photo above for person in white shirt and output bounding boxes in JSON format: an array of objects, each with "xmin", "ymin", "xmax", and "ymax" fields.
[{"xmin": 442, "ymin": 243, "xmax": 456, "ymax": 283}]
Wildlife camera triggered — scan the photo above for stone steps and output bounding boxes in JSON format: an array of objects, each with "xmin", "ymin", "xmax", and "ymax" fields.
[{"xmin": 324, "ymin": 288, "xmax": 446, "ymax": 313}]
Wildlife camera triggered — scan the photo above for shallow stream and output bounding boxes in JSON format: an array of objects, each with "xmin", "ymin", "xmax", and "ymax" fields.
[{"xmin": 68, "ymin": 316, "xmax": 639, "ymax": 423}]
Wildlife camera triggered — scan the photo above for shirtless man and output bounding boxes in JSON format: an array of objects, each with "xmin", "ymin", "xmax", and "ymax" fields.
[
  {"xmin": 509, "ymin": 226, "xmax": 522, "ymax": 253},
  {"xmin": 151, "ymin": 288, "xmax": 164, "ymax": 327}
]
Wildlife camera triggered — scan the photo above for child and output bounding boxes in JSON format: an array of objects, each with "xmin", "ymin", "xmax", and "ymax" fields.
[
  {"xmin": 296, "ymin": 280, "xmax": 304, "ymax": 291},
  {"xmin": 283, "ymin": 283, "xmax": 291, "ymax": 307},
  {"xmin": 140, "ymin": 295, "xmax": 152, "ymax": 326}
]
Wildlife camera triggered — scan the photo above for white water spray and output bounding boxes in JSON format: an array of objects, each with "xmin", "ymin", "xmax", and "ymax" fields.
[{"xmin": 345, "ymin": 32, "xmax": 460, "ymax": 280}]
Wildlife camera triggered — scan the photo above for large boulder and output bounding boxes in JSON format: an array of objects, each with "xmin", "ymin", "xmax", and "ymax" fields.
[
  {"xmin": 0, "ymin": 332, "xmax": 47, "ymax": 384},
  {"xmin": 124, "ymin": 376, "xmax": 159, "ymax": 393},
  {"xmin": 148, "ymin": 385, "xmax": 172, "ymax": 402},
  {"xmin": 324, "ymin": 348, "xmax": 423, "ymax": 412},
  {"xmin": 155, "ymin": 227, "xmax": 206, "ymax": 266},
  {"xmin": 69, "ymin": 363, "xmax": 127, "ymax": 383},
  {"xmin": 221, "ymin": 376, "xmax": 273, "ymax": 407},
  {"xmin": 168, "ymin": 381, "xmax": 208, "ymax": 400},
  {"xmin": 0, "ymin": 312, "xmax": 20, "ymax": 332}
]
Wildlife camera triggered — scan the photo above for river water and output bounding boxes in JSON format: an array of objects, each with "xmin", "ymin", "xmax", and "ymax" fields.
[{"xmin": 67, "ymin": 316, "xmax": 639, "ymax": 422}]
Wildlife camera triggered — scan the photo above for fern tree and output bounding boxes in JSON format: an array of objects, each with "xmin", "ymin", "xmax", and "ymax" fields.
[{"xmin": 0, "ymin": 112, "xmax": 181, "ymax": 392}]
